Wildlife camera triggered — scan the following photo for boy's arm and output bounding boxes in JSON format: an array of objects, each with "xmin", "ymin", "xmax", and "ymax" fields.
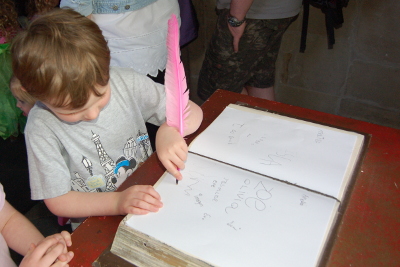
[
  {"xmin": 0, "ymin": 200, "xmax": 44, "ymax": 256},
  {"xmin": 182, "ymin": 100, "xmax": 203, "ymax": 137},
  {"xmin": 44, "ymin": 185, "xmax": 163, "ymax": 218},
  {"xmin": 156, "ymin": 100, "xmax": 203, "ymax": 179}
]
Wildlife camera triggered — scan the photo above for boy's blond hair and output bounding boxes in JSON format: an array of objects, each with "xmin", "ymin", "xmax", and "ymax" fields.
[
  {"xmin": 9, "ymin": 75, "xmax": 36, "ymax": 106},
  {"xmin": 11, "ymin": 8, "xmax": 110, "ymax": 109}
]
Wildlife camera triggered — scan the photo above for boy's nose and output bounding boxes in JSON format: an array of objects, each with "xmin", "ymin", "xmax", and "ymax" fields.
[{"xmin": 84, "ymin": 108, "xmax": 99, "ymax": 121}]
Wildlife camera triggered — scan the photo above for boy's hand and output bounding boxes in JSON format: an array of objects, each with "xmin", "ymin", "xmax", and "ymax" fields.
[
  {"xmin": 52, "ymin": 231, "xmax": 72, "ymax": 261},
  {"xmin": 156, "ymin": 123, "xmax": 188, "ymax": 180},
  {"xmin": 118, "ymin": 185, "xmax": 163, "ymax": 215},
  {"xmin": 19, "ymin": 231, "xmax": 74, "ymax": 267}
]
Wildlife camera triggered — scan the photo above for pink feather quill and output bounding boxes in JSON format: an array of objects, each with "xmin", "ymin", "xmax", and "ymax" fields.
[{"xmin": 165, "ymin": 14, "xmax": 190, "ymax": 136}]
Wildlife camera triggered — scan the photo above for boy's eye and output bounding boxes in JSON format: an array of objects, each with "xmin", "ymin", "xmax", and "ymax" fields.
[{"xmin": 65, "ymin": 111, "xmax": 79, "ymax": 116}]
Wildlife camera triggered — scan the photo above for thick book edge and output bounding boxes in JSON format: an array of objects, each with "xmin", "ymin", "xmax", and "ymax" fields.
[
  {"xmin": 110, "ymin": 214, "xmax": 215, "ymax": 267},
  {"xmin": 315, "ymin": 200, "xmax": 341, "ymax": 266}
]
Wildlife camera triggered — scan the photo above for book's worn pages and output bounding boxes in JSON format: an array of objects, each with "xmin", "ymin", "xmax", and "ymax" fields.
[{"xmin": 111, "ymin": 104, "xmax": 365, "ymax": 267}]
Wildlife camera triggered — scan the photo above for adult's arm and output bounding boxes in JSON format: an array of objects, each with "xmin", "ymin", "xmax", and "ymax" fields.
[{"xmin": 228, "ymin": 0, "xmax": 254, "ymax": 52}]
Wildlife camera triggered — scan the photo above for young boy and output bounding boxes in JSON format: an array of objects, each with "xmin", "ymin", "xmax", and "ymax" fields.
[
  {"xmin": 9, "ymin": 76, "xmax": 36, "ymax": 116},
  {"xmin": 11, "ymin": 8, "xmax": 203, "ymax": 227}
]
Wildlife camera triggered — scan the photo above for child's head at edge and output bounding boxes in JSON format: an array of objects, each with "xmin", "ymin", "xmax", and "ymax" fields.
[
  {"xmin": 11, "ymin": 8, "xmax": 111, "ymax": 115},
  {"xmin": 10, "ymin": 75, "xmax": 36, "ymax": 116}
]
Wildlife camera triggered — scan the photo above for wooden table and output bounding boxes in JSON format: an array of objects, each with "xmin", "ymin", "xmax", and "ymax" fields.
[{"xmin": 69, "ymin": 89, "xmax": 400, "ymax": 267}]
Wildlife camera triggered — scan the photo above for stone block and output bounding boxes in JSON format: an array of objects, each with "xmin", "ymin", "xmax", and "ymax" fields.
[
  {"xmin": 276, "ymin": 83, "xmax": 340, "ymax": 115},
  {"xmin": 278, "ymin": 31, "xmax": 350, "ymax": 95},
  {"xmin": 354, "ymin": 0, "xmax": 400, "ymax": 64},
  {"xmin": 339, "ymin": 98, "xmax": 400, "ymax": 129},
  {"xmin": 346, "ymin": 60, "xmax": 400, "ymax": 109}
]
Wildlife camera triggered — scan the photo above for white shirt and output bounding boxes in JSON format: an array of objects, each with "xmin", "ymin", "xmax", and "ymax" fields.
[{"xmin": 93, "ymin": 0, "xmax": 180, "ymax": 76}]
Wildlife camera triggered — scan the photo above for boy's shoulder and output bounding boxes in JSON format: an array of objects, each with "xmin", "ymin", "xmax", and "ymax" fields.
[
  {"xmin": 28, "ymin": 102, "xmax": 54, "ymax": 120},
  {"xmin": 26, "ymin": 102, "xmax": 64, "ymax": 129},
  {"xmin": 109, "ymin": 66, "xmax": 146, "ymax": 94},
  {"xmin": 24, "ymin": 103, "xmax": 66, "ymax": 140}
]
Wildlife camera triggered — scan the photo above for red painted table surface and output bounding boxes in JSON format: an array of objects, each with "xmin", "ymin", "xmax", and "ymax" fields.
[{"xmin": 69, "ymin": 90, "xmax": 400, "ymax": 267}]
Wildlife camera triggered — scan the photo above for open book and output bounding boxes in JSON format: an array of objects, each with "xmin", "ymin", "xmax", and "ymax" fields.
[{"xmin": 111, "ymin": 104, "xmax": 366, "ymax": 267}]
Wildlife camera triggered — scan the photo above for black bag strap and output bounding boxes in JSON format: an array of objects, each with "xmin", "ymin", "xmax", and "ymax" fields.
[
  {"xmin": 325, "ymin": 4, "xmax": 335, "ymax": 49},
  {"xmin": 300, "ymin": 0, "xmax": 310, "ymax": 53},
  {"xmin": 300, "ymin": 0, "xmax": 348, "ymax": 52}
]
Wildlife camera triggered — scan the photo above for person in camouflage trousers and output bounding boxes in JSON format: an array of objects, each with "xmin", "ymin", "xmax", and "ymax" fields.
[{"xmin": 197, "ymin": 0, "xmax": 301, "ymax": 101}]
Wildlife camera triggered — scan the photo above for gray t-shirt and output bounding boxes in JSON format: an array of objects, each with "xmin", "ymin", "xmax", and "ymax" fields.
[
  {"xmin": 25, "ymin": 67, "xmax": 166, "ymax": 200},
  {"xmin": 217, "ymin": 0, "xmax": 302, "ymax": 19}
]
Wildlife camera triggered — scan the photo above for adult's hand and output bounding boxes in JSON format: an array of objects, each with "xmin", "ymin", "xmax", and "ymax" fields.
[{"xmin": 228, "ymin": 22, "xmax": 246, "ymax": 52}]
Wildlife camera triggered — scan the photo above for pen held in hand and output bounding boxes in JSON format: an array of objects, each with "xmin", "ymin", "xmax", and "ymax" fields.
[{"xmin": 176, "ymin": 166, "xmax": 180, "ymax": 185}]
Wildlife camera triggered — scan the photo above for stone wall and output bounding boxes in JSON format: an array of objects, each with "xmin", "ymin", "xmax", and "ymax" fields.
[{"xmin": 185, "ymin": 0, "xmax": 400, "ymax": 129}]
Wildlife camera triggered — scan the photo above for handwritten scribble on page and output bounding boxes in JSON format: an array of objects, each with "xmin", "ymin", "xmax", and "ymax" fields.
[
  {"xmin": 189, "ymin": 104, "xmax": 364, "ymax": 200},
  {"xmin": 127, "ymin": 154, "xmax": 339, "ymax": 267}
]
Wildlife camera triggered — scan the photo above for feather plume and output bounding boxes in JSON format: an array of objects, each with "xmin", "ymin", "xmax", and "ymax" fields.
[{"xmin": 165, "ymin": 13, "xmax": 190, "ymax": 136}]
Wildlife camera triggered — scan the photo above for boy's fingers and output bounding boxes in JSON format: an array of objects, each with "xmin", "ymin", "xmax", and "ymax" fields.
[
  {"xmin": 52, "ymin": 258, "xmax": 71, "ymax": 267},
  {"xmin": 40, "ymin": 242, "xmax": 65, "ymax": 266},
  {"xmin": 131, "ymin": 194, "xmax": 163, "ymax": 212},
  {"xmin": 127, "ymin": 207, "xmax": 150, "ymax": 215},
  {"xmin": 163, "ymin": 153, "xmax": 185, "ymax": 172},
  {"xmin": 140, "ymin": 192, "xmax": 163, "ymax": 207},
  {"xmin": 58, "ymin": 253, "xmax": 67, "ymax": 262},
  {"xmin": 57, "ymin": 251, "xmax": 74, "ymax": 263},
  {"xmin": 66, "ymin": 251, "xmax": 74, "ymax": 261},
  {"xmin": 24, "ymin": 243, "xmax": 36, "ymax": 258},
  {"xmin": 166, "ymin": 163, "xmax": 183, "ymax": 180},
  {"xmin": 122, "ymin": 186, "xmax": 164, "ymax": 214},
  {"xmin": 46, "ymin": 242, "xmax": 65, "ymax": 257},
  {"xmin": 60, "ymin": 231, "xmax": 72, "ymax": 247},
  {"xmin": 175, "ymin": 147, "xmax": 188, "ymax": 163},
  {"xmin": 139, "ymin": 185, "xmax": 161, "ymax": 200},
  {"xmin": 127, "ymin": 204, "xmax": 157, "ymax": 214},
  {"xmin": 34, "ymin": 236, "xmax": 60, "ymax": 256}
]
